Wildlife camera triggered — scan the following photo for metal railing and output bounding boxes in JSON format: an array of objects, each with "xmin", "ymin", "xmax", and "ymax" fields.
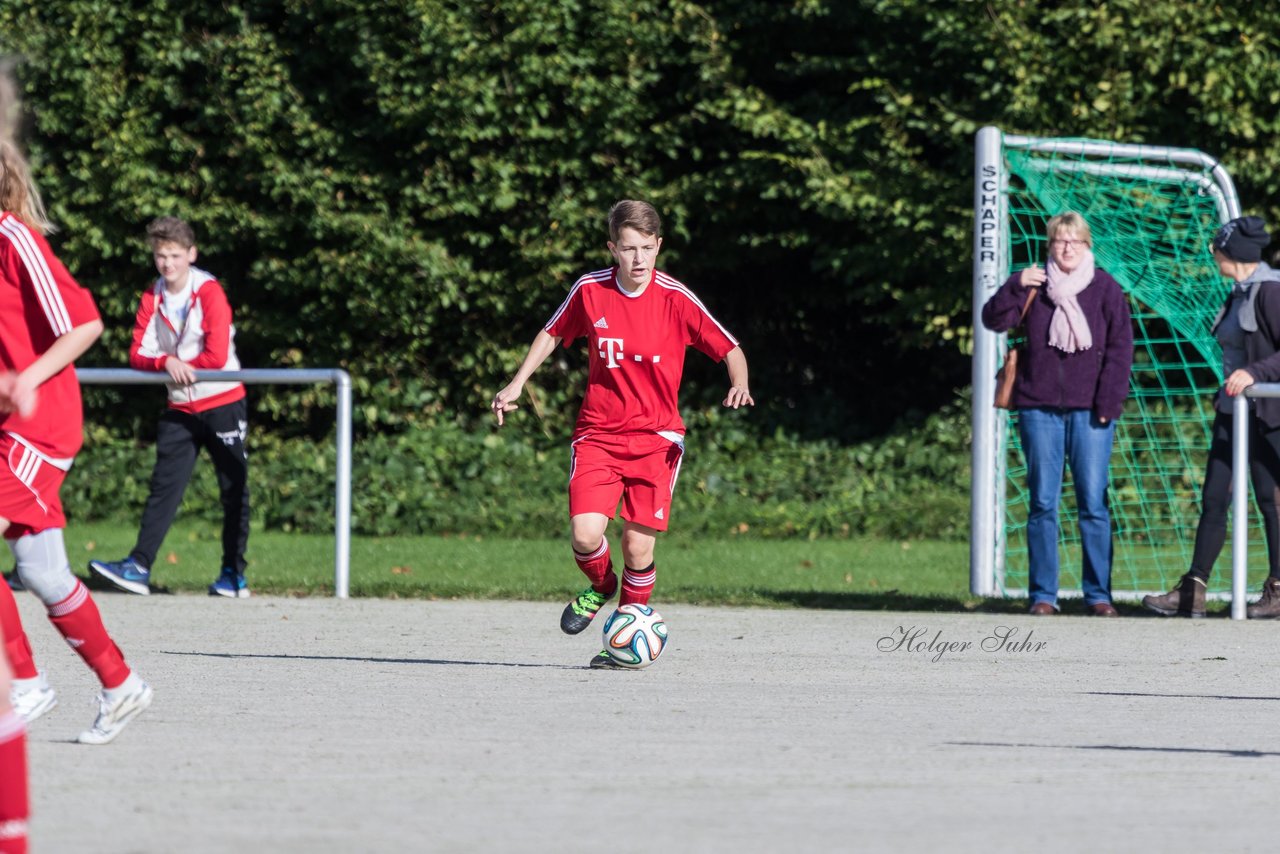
[
  {"xmin": 77, "ymin": 368, "xmax": 353, "ymax": 598},
  {"xmin": 1230, "ymin": 385, "xmax": 1280, "ymax": 620}
]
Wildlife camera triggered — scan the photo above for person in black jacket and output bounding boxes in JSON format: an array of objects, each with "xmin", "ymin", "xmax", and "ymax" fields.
[{"xmin": 1144, "ymin": 216, "xmax": 1280, "ymax": 618}]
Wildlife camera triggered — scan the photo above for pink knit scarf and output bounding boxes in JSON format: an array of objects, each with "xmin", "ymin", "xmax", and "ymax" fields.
[{"xmin": 1045, "ymin": 250, "xmax": 1095, "ymax": 352}]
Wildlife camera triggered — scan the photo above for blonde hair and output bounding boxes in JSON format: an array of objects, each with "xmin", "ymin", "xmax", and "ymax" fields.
[
  {"xmin": 1046, "ymin": 211, "xmax": 1092, "ymax": 247},
  {"xmin": 0, "ymin": 63, "xmax": 53, "ymax": 235}
]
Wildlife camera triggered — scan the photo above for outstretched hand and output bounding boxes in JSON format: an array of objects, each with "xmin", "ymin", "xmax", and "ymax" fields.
[
  {"xmin": 723, "ymin": 386, "xmax": 754, "ymax": 409},
  {"xmin": 491, "ymin": 383, "xmax": 522, "ymax": 426}
]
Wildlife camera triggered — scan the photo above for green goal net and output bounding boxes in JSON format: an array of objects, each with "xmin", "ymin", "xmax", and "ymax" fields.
[{"xmin": 971, "ymin": 130, "xmax": 1254, "ymax": 599}]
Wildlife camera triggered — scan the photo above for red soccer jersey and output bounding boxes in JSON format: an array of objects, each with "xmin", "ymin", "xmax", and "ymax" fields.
[
  {"xmin": 545, "ymin": 267, "xmax": 739, "ymax": 437},
  {"xmin": 0, "ymin": 212, "xmax": 101, "ymax": 462}
]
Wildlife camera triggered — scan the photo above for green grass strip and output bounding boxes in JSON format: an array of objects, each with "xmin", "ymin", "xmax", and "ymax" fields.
[
  {"xmin": 62, "ymin": 521, "xmax": 1232, "ymax": 615},
  {"xmin": 61, "ymin": 521, "xmax": 990, "ymax": 609}
]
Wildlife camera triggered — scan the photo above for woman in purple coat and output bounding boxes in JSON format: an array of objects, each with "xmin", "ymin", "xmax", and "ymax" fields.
[{"xmin": 982, "ymin": 211, "xmax": 1134, "ymax": 616}]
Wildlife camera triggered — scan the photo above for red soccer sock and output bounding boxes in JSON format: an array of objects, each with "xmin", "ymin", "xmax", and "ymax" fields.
[
  {"xmin": 0, "ymin": 711, "xmax": 28, "ymax": 854},
  {"xmin": 0, "ymin": 582, "xmax": 37, "ymax": 681},
  {"xmin": 620, "ymin": 563, "xmax": 656, "ymax": 606},
  {"xmin": 573, "ymin": 536, "xmax": 617, "ymax": 595},
  {"xmin": 46, "ymin": 580, "xmax": 131, "ymax": 690}
]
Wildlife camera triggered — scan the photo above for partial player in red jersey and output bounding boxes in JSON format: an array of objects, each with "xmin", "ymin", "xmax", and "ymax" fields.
[
  {"xmin": 0, "ymin": 62, "xmax": 31, "ymax": 854},
  {"xmin": 0, "ymin": 602, "xmax": 23, "ymax": 854},
  {"xmin": 0, "ymin": 655, "xmax": 25, "ymax": 854},
  {"xmin": 0, "ymin": 133, "xmax": 152, "ymax": 748},
  {"xmin": 492, "ymin": 200, "xmax": 753, "ymax": 668}
]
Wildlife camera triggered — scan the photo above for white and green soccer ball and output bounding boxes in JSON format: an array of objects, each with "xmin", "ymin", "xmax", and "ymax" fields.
[{"xmin": 601, "ymin": 603, "xmax": 668, "ymax": 668}]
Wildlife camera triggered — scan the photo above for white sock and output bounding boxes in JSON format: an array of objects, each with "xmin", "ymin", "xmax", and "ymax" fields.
[
  {"xmin": 11, "ymin": 672, "xmax": 47, "ymax": 693},
  {"xmin": 103, "ymin": 672, "xmax": 143, "ymax": 701}
]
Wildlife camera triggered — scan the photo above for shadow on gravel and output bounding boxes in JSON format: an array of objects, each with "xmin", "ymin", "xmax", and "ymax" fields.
[
  {"xmin": 756, "ymin": 591, "xmax": 1026, "ymax": 613},
  {"xmin": 755, "ymin": 590, "xmax": 1156, "ymax": 617},
  {"xmin": 81, "ymin": 571, "xmax": 176, "ymax": 595},
  {"xmin": 947, "ymin": 740, "xmax": 1280, "ymax": 759},
  {"xmin": 8, "ymin": 570, "xmax": 175, "ymax": 596},
  {"xmin": 160, "ymin": 650, "xmax": 579, "ymax": 669},
  {"xmin": 1086, "ymin": 690, "xmax": 1280, "ymax": 702}
]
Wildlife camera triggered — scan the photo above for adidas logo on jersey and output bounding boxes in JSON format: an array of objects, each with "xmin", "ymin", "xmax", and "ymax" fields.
[
  {"xmin": 655, "ymin": 508, "xmax": 664, "ymax": 520},
  {"xmin": 594, "ymin": 316, "xmax": 609, "ymax": 329}
]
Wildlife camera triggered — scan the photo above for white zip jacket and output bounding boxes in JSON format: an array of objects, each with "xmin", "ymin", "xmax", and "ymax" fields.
[{"xmin": 129, "ymin": 266, "xmax": 245, "ymax": 413}]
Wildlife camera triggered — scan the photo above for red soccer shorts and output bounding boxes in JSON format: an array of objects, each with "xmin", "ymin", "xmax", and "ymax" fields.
[
  {"xmin": 568, "ymin": 432, "xmax": 685, "ymax": 531},
  {"xmin": 0, "ymin": 435, "xmax": 68, "ymax": 537}
]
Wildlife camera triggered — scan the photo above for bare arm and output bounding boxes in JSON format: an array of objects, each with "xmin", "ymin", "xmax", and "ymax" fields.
[
  {"xmin": 0, "ymin": 319, "xmax": 104, "ymax": 417},
  {"xmin": 491, "ymin": 329, "xmax": 562, "ymax": 426},
  {"xmin": 722, "ymin": 346, "xmax": 754, "ymax": 409}
]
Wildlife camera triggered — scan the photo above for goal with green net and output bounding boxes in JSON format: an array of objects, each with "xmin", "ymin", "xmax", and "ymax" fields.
[{"xmin": 970, "ymin": 127, "xmax": 1252, "ymax": 601}]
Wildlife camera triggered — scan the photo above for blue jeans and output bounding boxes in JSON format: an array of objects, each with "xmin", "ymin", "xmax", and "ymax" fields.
[{"xmin": 1018, "ymin": 408, "xmax": 1117, "ymax": 607}]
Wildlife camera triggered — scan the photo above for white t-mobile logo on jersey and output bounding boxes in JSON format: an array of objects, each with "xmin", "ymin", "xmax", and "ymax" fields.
[
  {"xmin": 599, "ymin": 337, "xmax": 625, "ymax": 368},
  {"xmin": 598, "ymin": 337, "xmax": 661, "ymax": 369}
]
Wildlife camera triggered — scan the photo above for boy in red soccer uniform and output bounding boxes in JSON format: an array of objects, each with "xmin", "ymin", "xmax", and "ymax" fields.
[
  {"xmin": 493, "ymin": 200, "xmax": 753, "ymax": 668},
  {"xmin": 88, "ymin": 216, "xmax": 250, "ymax": 598},
  {"xmin": 0, "ymin": 137, "xmax": 153, "ymax": 746}
]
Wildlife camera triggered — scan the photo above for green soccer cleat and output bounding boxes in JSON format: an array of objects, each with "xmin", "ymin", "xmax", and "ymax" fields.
[
  {"xmin": 560, "ymin": 582, "xmax": 615, "ymax": 635},
  {"xmin": 588, "ymin": 649, "xmax": 627, "ymax": 669}
]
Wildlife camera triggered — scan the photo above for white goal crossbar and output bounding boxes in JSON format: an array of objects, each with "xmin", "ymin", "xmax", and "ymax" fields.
[{"xmin": 77, "ymin": 368, "xmax": 353, "ymax": 598}]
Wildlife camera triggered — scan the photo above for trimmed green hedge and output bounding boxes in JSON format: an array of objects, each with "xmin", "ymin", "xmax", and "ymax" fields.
[
  {"xmin": 9, "ymin": 2, "xmax": 1275, "ymax": 540},
  {"xmin": 8, "ymin": 1, "xmax": 1280, "ymax": 445},
  {"xmin": 67, "ymin": 392, "xmax": 972, "ymax": 541}
]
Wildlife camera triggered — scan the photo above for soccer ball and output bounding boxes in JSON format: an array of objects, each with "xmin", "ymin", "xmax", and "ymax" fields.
[{"xmin": 601, "ymin": 604, "xmax": 668, "ymax": 669}]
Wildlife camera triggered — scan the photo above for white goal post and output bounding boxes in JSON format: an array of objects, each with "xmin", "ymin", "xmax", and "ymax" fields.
[{"xmin": 77, "ymin": 368, "xmax": 353, "ymax": 598}]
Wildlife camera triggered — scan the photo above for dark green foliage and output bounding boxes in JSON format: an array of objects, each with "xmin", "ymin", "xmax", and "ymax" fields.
[
  {"xmin": 5, "ymin": 2, "xmax": 1280, "ymax": 533},
  {"xmin": 8, "ymin": 0, "xmax": 1280, "ymax": 432},
  {"xmin": 64, "ymin": 394, "xmax": 972, "ymax": 540}
]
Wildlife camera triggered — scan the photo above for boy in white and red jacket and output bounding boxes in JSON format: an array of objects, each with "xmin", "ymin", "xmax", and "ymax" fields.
[{"xmin": 89, "ymin": 217, "xmax": 251, "ymax": 598}]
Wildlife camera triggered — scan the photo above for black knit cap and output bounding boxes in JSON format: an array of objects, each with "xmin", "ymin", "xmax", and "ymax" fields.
[{"xmin": 1213, "ymin": 215, "xmax": 1270, "ymax": 262}]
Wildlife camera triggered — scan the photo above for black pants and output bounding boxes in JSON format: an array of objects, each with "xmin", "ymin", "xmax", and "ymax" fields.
[
  {"xmin": 130, "ymin": 398, "xmax": 250, "ymax": 574},
  {"xmin": 1189, "ymin": 410, "xmax": 1280, "ymax": 580}
]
